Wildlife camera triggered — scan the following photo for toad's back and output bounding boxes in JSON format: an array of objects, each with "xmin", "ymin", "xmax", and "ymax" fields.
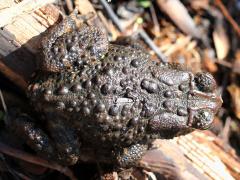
[{"xmin": 29, "ymin": 43, "xmax": 196, "ymax": 150}]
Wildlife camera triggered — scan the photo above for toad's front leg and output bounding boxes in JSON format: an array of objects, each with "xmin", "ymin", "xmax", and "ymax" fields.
[
  {"xmin": 40, "ymin": 12, "xmax": 108, "ymax": 72},
  {"xmin": 7, "ymin": 114, "xmax": 80, "ymax": 165},
  {"xmin": 116, "ymin": 144, "xmax": 148, "ymax": 167}
]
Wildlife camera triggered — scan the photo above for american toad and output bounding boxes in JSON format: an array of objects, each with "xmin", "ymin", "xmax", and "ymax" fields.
[{"xmin": 9, "ymin": 14, "xmax": 222, "ymax": 167}]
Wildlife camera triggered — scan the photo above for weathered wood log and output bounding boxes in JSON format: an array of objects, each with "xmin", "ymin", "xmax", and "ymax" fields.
[{"xmin": 0, "ymin": 0, "xmax": 60, "ymax": 90}]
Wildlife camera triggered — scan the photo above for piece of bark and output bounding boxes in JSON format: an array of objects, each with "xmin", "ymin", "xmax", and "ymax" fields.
[
  {"xmin": 139, "ymin": 130, "xmax": 240, "ymax": 180},
  {"xmin": 0, "ymin": 0, "xmax": 61, "ymax": 90}
]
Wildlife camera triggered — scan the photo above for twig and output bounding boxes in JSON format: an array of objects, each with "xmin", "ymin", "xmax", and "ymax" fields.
[
  {"xmin": 99, "ymin": 0, "xmax": 167, "ymax": 63},
  {"xmin": 214, "ymin": 0, "xmax": 240, "ymax": 37},
  {"xmin": 0, "ymin": 166, "xmax": 30, "ymax": 180},
  {"xmin": 0, "ymin": 60, "xmax": 28, "ymax": 91},
  {"xmin": 13, "ymin": 170, "xmax": 31, "ymax": 180},
  {"xmin": 218, "ymin": 117, "xmax": 231, "ymax": 144},
  {"xmin": 0, "ymin": 154, "xmax": 19, "ymax": 179},
  {"xmin": 65, "ymin": 0, "xmax": 74, "ymax": 13},
  {"xmin": 0, "ymin": 142, "xmax": 77, "ymax": 180},
  {"xmin": 0, "ymin": 89, "xmax": 7, "ymax": 113},
  {"xmin": 138, "ymin": 29, "xmax": 168, "ymax": 63},
  {"xmin": 218, "ymin": 65, "xmax": 229, "ymax": 96},
  {"xmin": 149, "ymin": 4, "xmax": 160, "ymax": 36},
  {"xmin": 99, "ymin": 0, "xmax": 124, "ymax": 32},
  {"xmin": 217, "ymin": 61, "xmax": 232, "ymax": 68}
]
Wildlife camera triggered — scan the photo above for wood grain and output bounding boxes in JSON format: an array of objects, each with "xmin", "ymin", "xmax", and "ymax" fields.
[{"xmin": 0, "ymin": 0, "xmax": 60, "ymax": 89}]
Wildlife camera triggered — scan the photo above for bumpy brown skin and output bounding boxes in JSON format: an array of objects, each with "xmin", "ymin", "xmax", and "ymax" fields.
[{"xmin": 19, "ymin": 14, "xmax": 222, "ymax": 167}]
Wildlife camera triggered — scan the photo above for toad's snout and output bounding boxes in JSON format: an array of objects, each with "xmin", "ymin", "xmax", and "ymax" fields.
[
  {"xmin": 188, "ymin": 90, "xmax": 222, "ymax": 113},
  {"xmin": 187, "ymin": 90, "xmax": 223, "ymax": 130}
]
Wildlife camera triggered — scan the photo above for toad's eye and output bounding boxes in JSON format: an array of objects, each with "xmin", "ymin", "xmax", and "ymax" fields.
[
  {"xmin": 192, "ymin": 110, "xmax": 214, "ymax": 130},
  {"xmin": 194, "ymin": 73, "xmax": 216, "ymax": 93}
]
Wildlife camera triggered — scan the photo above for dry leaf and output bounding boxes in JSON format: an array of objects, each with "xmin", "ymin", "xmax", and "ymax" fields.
[
  {"xmin": 227, "ymin": 84, "xmax": 240, "ymax": 119},
  {"xmin": 213, "ymin": 22, "xmax": 230, "ymax": 60},
  {"xmin": 157, "ymin": 0, "xmax": 200, "ymax": 38}
]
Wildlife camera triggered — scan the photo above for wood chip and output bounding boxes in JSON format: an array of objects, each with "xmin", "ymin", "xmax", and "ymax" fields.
[{"xmin": 227, "ymin": 84, "xmax": 240, "ymax": 119}]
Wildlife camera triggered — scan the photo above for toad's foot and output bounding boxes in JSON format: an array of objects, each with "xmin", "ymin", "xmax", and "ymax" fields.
[{"xmin": 116, "ymin": 144, "xmax": 148, "ymax": 167}]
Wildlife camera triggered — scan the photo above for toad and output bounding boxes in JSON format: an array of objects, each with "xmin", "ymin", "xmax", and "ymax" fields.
[{"xmin": 9, "ymin": 13, "xmax": 222, "ymax": 167}]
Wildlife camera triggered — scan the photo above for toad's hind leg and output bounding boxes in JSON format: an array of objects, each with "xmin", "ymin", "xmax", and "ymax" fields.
[
  {"xmin": 8, "ymin": 114, "xmax": 55, "ymax": 161},
  {"xmin": 8, "ymin": 114, "xmax": 80, "ymax": 165},
  {"xmin": 46, "ymin": 117, "xmax": 80, "ymax": 165},
  {"xmin": 116, "ymin": 144, "xmax": 148, "ymax": 167}
]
